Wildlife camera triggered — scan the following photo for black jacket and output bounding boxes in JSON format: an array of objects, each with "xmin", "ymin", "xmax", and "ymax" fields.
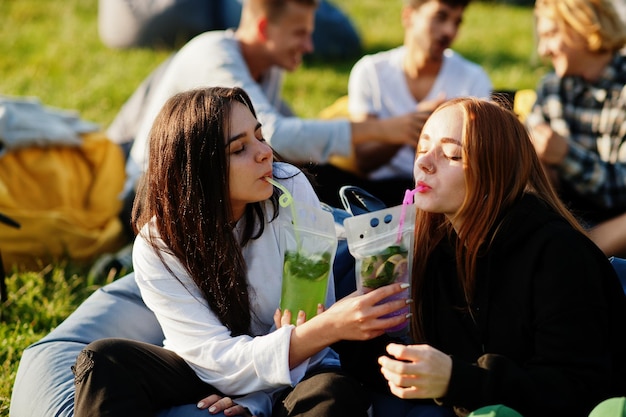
[{"xmin": 334, "ymin": 194, "xmax": 626, "ymax": 417}]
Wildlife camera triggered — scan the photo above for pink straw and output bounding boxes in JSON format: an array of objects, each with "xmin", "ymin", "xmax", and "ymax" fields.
[{"xmin": 396, "ymin": 188, "xmax": 417, "ymax": 243}]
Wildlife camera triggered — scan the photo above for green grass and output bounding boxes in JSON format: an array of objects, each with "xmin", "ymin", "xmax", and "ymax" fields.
[{"xmin": 0, "ymin": 0, "xmax": 549, "ymax": 415}]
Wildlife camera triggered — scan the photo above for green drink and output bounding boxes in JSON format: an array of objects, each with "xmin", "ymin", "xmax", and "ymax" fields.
[{"xmin": 280, "ymin": 250, "xmax": 331, "ymax": 325}]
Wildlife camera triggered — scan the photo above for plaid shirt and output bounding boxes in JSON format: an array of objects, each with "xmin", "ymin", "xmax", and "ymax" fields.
[{"xmin": 526, "ymin": 50, "xmax": 626, "ymax": 221}]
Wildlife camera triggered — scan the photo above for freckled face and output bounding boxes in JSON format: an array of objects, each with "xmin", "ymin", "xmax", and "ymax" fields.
[
  {"xmin": 413, "ymin": 105, "xmax": 466, "ymax": 222},
  {"xmin": 227, "ymin": 102, "xmax": 274, "ymax": 221}
]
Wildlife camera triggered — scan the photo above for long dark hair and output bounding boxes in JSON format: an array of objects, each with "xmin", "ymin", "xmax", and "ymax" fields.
[{"xmin": 132, "ymin": 87, "xmax": 279, "ymax": 336}]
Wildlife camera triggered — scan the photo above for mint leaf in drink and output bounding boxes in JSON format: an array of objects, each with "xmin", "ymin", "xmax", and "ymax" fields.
[
  {"xmin": 284, "ymin": 251, "xmax": 331, "ymax": 281},
  {"xmin": 360, "ymin": 245, "xmax": 408, "ymax": 289}
]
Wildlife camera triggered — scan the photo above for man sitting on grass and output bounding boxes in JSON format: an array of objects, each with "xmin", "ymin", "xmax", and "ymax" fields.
[{"xmin": 109, "ymin": 0, "xmax": 426, "ymax": 218}]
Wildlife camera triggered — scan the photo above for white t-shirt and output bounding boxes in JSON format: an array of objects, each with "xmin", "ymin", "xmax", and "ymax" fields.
[
  {"xmin": 348, "ymin": 46, "xmax": 493, "ymax": 180},
  {"xmin": 125, "ymin": 30, "xmax": 351, "ymax": 195},
  {"xmin": 133, "ymin": 163, "xmax": 337, "ymax": 416}
]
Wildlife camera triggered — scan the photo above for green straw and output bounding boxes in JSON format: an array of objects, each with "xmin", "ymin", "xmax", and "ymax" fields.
[{"xmin": 265, "ymin": 176, "xmax": 301, "ymax": 250}]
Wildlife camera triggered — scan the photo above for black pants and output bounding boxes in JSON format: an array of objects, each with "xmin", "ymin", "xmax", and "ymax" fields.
[
  {"xmin": 273, "ymin": 367, "xmax": 371, "ymax": 417},
  {"xmin": 72, "ymin": 338, "xmax": 371, "ymax": 417},
  {"xmin": 73, "ymin": 338, "xmax": 215, "ymax": 417}
]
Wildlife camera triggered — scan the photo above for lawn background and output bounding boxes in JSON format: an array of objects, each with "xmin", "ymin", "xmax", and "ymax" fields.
[{"xmin": 0, "ymin": 0, "xmax": 550, "ymax": 415}]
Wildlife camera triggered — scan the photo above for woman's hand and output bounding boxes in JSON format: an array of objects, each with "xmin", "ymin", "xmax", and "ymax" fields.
[
  {"xmin": 284, "ymin": 283, "xmax": 411, "ymax": 369},
  {"xmin": 318, "ymin": 283, "xmax": 412, "ymax": 341},
  {"xmin": 196, "ymin": 394, "xmax": 256, "ymax": 416},
  {"xmin": 529, "ymin": 122, "xmax": 568, "ymax": 165},
  {"xmin": 378, "ymin": 343, "xmax": 452, "ymax": 399},
  {"xmin": 274, "ymin": 304, "xmax": 325, "ymax": 328}
]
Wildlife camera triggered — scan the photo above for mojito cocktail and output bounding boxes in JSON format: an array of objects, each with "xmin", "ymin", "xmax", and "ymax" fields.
[
  {"xmin": 280, "ymin": 251, "xmax": 331, "ymax": 325},
  {"xmin": 359, "ymin": 245, "xmax": 410, "ymax": 334}
]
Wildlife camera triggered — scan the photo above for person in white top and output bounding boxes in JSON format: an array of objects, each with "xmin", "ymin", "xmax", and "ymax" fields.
[
  {"xmin": 118, "ymin": 0, "xmax": 426, "ymax": 209},
  {"xmin": 313, "ymin": 0, "xmax": 492, "ymax": 208},
  {"xmin": 72, "ymin": 87, "xmax": 411, "ymax": 417}
]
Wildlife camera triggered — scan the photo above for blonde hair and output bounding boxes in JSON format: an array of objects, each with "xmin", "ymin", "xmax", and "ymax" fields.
[
  {"xmin": 404, "ymin": 0, "xmax": 470, "ymax": 8},
  {"xmin": 248, "ymin": 0, "xmax": 319, "ymax": 23},
  {"xmin": 534, "ymin": 0, "xmax": 626, "ymax": 53}
]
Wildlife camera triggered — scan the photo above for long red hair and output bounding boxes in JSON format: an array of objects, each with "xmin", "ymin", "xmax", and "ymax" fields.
[{"xmin": 410, "ymin": 97, "xmax": 585, "ymax": 341}]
